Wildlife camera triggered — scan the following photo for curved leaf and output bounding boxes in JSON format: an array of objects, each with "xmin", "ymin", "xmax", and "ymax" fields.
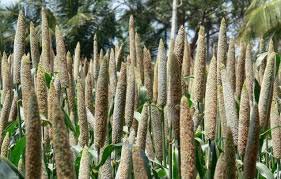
[{"xmin": 256, "ymin": 162, "xmax": 274, "ymax": 179}]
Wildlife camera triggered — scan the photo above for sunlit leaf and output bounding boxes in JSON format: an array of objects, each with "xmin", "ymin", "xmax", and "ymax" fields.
[
  {"xmin": 256, "ymin": 162, "xmax": 274, "ymax": 179},
  {"xmin": 256, "ymin": 52, "xmax": 268, "ymax": 67}
]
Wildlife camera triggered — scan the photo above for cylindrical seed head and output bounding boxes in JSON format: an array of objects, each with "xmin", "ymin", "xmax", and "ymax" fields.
[
  {"xmin": 1, "ymin": 132, "xmax": 9, "ymax": 158},
  {"xmin": 192, "ymin": 26, "xmax": 206, "ymax": 129},
  {"xmin": 214, "ymin": 154, "xmax": 226, "ymax": 178},
  {"xmin": 36, "ymin": 64, "xmax": 48, "ymax": 118},
  {"xmin": 136, "ymin": 103, "xmax": 149, "ymax": 150},
  {"xmin": 2, "ymin": 52, "xmax": 12, "ymax": 93},
  {"xmin": 109, "ymin": 48, "xmax": 117, "ymax": 105},
  {"xmin": 166, "ymin": 40, "xmax": 181, "ymax": 139},
  {"xmin": 77, "ymin": 78, "xmax": 88, "ymax": 147},
  {"xmin": 224, "ymin": 127, "xmax": 236, "ymax": 178},
  {"xmin": 66, "ymin": 51, "xmax": 73, "ymax": 76},
  {"xmin": 245, "ymin": 44, "xmax": 254, "ymax": 99},
  {"xmin": 151, "ymin": 104, "xmax": 163, "ymax": 161},
  {"xmin": 135, "ymin": 33, "xmax": 144, "ymax": 85},
  {"xmin": 174, "ymin": 25, "xmax": 185, "ymax": 65},
  {"xmin": 67, "ymin": 73, "xmax": 76, "ymax": 114},
  {"xmin": 238, "ymin": 83, "xmax": 250, "ymax": 156},
  {"xmin": 259, "ymin": 52, "xmax": 276, "ymax": 130},
  {"xmin": 129, "ymin": 15, "xmax": 136, "ymax": 66},
  {"xmin": 217, "ymin": 18, "xmax": 227, "ymax": 78},
  {"xmin": 243, "ymin": 102, "xmax": 259, "ymax": 179},
  {"xmin": 157, "ymin": 39, "xmax": 167, "ymax": 106},
  {"xmin": 152, "ymin": 60, "xmax": 158, "ymax": 103},
  {"xmin": 94, "ymin": 56, "xmax": 109, "ymax": 149},
  {"xmin": 182, "ymin": 36, "xmax": 191, "ymax": 94},
  {"xmin": 8, "ymin": 94, "xmax": 18, "ymax": 122},
  {"xmin": 112, "ymin": 63, "xmax": 127, "ymax": 144},
  {"xmin": 21, "ymin": 54, "xmax": 33, "ymax": 120},
  {"xmin": 226, "ymin": 39, "xmax": 236, "ymax": 91},
  {"xmin": 270, "ymin": 79, "xmax": 281, "ymax": 159},
  {"xmin": 132, "ymin": 145, "xmax": 150, "ymax": 179},
  {"xmin": 73, "ymin": 42, "xmax": 80, "ymax": 81},
  {"xmin": 25, "ymin": 91, "xmax": 42, "ymax": 179},
  {"xmin": 13, "ymin": 11, "xmax": 25, "ymax": 84},
  {"xmin": 143, "ymin": 47, "xmax": 153, "ymax": 100},
  {"xmin": 55, "ymin": 26, "xmax": 69, "ymax": 88},
  {"xmin": 125, "ymin": 62, "xmax": 135, "ymax": 129},
  {"xmin": 0, "ymin": 90, "xmax": 13, "ymax": 149},
  {"xmin": 78, "ymin": 146, "xmax": 90, "ymax": 179},
  {"xmin": 204, "ymin": 54, "xmax": 217, "ymax": 140},
  {"xmin": 192, "ymin": 26, "xmax": 206, "ymax": 103},
  {"xmin": 221, "ymin": 68, "xmax": 239, "ymax": 145},
  {"xmin": 30, "ymin": 22, "xmax": 40, "ymax": 70},
  {"xmin": 117, "ymin": 141, "xmax": 132, "ymax": 179},
  {"xmin": 235, "ymin": 43, "xmax": 246, "ymax": 99},
  {"xmin": 85, "ymin": 73, "xmax": 94, "ymax": 115},
  {"xmin": 180, "ymin": 96, "xmax": 196, "ymax": 178},
  {"xmin": 51, "ymin": 83, "xmax": 75, "ymax": 178},
  {"xmin": 41, "ymin": 8, "xmax": 50, "ymax": 70}
]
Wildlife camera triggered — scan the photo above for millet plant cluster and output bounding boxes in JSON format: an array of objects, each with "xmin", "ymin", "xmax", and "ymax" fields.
[{"xmin": 0, "ymin": 7, "xmax": 280, "ymax": 179}]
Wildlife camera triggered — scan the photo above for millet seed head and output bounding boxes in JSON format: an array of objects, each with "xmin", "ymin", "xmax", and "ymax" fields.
[{"xmin": 13, "ymin": 11, "xmax": 25, "ymax": 84}]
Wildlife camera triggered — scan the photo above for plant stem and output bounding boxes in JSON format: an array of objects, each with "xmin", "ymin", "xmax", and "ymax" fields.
[
  {"xmin": 168, "ymin": 126, "xmax": 173, "ymax": 178},
  {"xmin": 16, "ymin": 84, "xmax": 23, "ymax": 138},
  {"xmin": 161, "ymin": 107, "xmax": 166, "ymax": 167}
]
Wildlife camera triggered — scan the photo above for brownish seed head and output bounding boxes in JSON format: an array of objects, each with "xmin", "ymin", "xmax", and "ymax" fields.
[
  {"xmin": 204, "ymin": 54, "xmax": 217, "ymax": 140},
  {"xmin": 78, "ymin": 146, "xmax": 90, "ymax": 179},
  {"xmin": 41, "ymin": 7, "xmax": 50, "ymax": 70},
  {"xmin": 224, "ymin": 127, "xmax": 236, "ymax": 178},
  {"xmin": 238, "ymin": 83, "xmax": 250, "ymax": 156},
  {"xmin": 150, "ymin": 104, "xmax": 163, "ymax": 161},
  {"xmin": 135, "ymin": 33, "xmax": 144, "ymax": 84},
  {"xmin": 74, "ymin": 42, "xmax": 81, "ymax": 81},
  {"xmin": 125, "ymin": 62, "xmax": 135, "ymax": 129},
  {"xmin": 226, "ymin": 39, "xmax": 236, "ymax": 91},
  {"xmin": 85, "ymin": 72, "xmax": 94, "ymax": 115},
  {"xmin": 25, "ymin": 90, "xmax": 42, "ymax": 179},
  {"xmin": 143, "ymin": 47, "xmax": 153, "ymax": 100},
  {"xmin": 51, "ymin": 82, "xmax": 75, "ymax": 178},
  {"xmin": 221, "ymin": 68, "xmax": 239, "ymax": 145},
  {"xmin": 180, "ymin": 96, "xmax": 196, "ymax": 178},
  {"xmin": 174, "ymin": 25, "xmax": 185, "ymax": 65},
  {"xmin": 259, "ymin": 52, "xmax": 276, "ymax": 130},
  {"xmin": 2, "ymin": 52, "xmax": 12, "ymax": 92},
  {"xmin": 235, "ymin": 42, "xmax": 246, "ymax": 99},
  {"xmin": 36, "ymin": 64, "xmax": 48, "ymax": 118},
  {"xmin": 181, "ymin": 36, "xmax": 191, "ymax": 94},
  {"xmin": 77, "ymin": 78, "xmax": 88, "ymax": 147},
  {"xmin": 243, "ymin": 102, "xmax": 259, "ymax": 179},
  {"xmin": 112, "ymin": 63, "xmax": 127, "ymax": 144},
  {"xmin": 157, "ymin": 39, "xmax": 167, "ymax": 106},
  {"xmin": 30, "ymin": 22, "xmax": 40, "ymax": 70},
  {"xmin": 13, "ymin": 11, "xmax": 25, "ymax": 84},
  {"xmin": 214, "ymin": 154, "xmax": 226, "ymax": 178},
  {"xmin": 55, "ymin": 26, "xmax": 69, "ymax": 88},
  {"xmin": 132, "ymin": 145, "xmax": 150, "ymax": 179},
  {"xmin": 94, "ymin": 55, "xmax": 109, "ymax": 149},
  {"xmin": 270, "ymin": 79, "xmax": 281, "ymax": 159},
  {"xmin": 1, "ymin": 132, "xmax": 10, "ymax": 158},
  {"xmin": 136, "ymin": 103, "xmax": 149, "ymax": 150}
]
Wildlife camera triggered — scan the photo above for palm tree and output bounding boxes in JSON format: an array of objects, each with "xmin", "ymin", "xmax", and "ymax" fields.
[
  {"xmin": 0, "ymin": 0, "xmax": 117, "ymax": 57},
  {"xmin": 240, "ymin": 0, "xmax": 281, "ymax": 40}
]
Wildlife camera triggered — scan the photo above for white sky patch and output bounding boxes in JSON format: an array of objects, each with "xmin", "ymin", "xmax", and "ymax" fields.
[{"xmin": 0, "ymin": 0, "xmax": 19, "ymax": 7}]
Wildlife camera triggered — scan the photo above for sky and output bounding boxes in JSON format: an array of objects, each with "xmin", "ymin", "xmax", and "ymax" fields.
[{"xmin": 0, "ymin": 0, "xmax": 19, "ymax": 7}]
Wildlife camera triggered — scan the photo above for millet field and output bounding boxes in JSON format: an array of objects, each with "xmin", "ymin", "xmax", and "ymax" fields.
[{"xmin": 0, "ymin": 0, "xmax": 280, "ymax": 179}]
